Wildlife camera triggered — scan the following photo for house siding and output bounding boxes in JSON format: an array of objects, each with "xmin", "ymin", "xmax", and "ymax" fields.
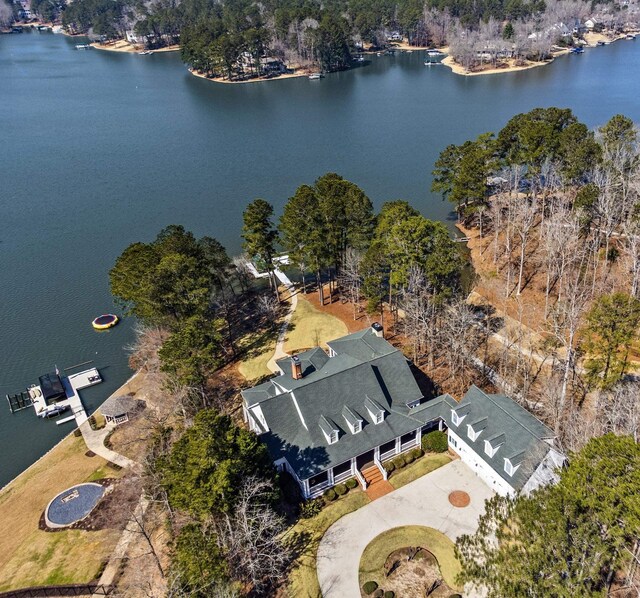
[{"xmin": 448, "ymin": 429, "xmax": 515, "ymax": 496}]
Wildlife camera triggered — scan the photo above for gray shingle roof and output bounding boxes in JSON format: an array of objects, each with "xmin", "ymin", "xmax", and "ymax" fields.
[
  {"xmin": 100, "ymin": 395, "xmax": 140, "ymax": 417},
  {"xmin": 242, "ymin": 328, "xmax": 428, "ymax": 479},
  {"xmin": 441, "ymin": 386, "xmax": 555, "ymax": 491}
]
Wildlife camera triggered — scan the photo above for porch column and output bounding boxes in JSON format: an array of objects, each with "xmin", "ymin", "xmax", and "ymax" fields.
[
  {"xmin": 374, "ymin": 445, "xmax": 380, "ymax": 460},
  {"xmin": 416, "ymin": 427, "xmax": 422, "ymax": 447},
  {"xmin": 438, "ymin": 419, "xmax": 444, "ymax": 432},
  {"xmin": 395, "ymin": 436, "xmax": 401, "ymax": 453},
  {"xmin": 328, "ymin": 467, "xmax": 335, "ymax": 486},
  {"xmin": 302, "ymin": 478, "xmax": 310, "ymax": 499}
]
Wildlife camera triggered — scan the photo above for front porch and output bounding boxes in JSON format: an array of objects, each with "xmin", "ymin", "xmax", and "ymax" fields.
[{"xmin": 299, "ymin": 420, "xmax": 445, "ymax": 499}]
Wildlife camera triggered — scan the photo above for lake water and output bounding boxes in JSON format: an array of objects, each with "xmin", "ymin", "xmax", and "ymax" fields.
[{"xmin": 1, "ymin": 31, "xmax": 639, "ymax": 487}]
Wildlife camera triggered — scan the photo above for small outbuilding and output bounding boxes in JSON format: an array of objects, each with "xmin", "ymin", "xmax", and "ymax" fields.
[{"xmin": 100, "ymin": 394, "xmax": 143, "ymax": 425}]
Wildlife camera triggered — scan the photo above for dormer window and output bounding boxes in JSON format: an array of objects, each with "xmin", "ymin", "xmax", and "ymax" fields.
[
  {"xmin": 504, "ymin": 453, "xmax": 523, "ymax": 477},
  {"xmin": 484, "ymin": 440, "xmax": 496, "ymax": 457},
  {"xmin": 364, "ymin": 396, "xmax": 385, "ymax": 425},
  {"xmin": 484, "ymin": 434, "xmax": 505, "ymax": 458},
  {"xmin": 342, "ymin": 405, "xmax": 363, "ymax": 434},
  {"xmin": 451, "ymin": 409, "xmax": 466, "ymax": 426},
  {"xmin": 467, "ymin": 417, "xmax": 487, "ymax": 442},
  {"xmin": 504, "ymin": 458, "xmax": 519, "ymax": 476},
  {"xmin": 319, "ymin": 415, "xmax": 339, "ymax": 445}
]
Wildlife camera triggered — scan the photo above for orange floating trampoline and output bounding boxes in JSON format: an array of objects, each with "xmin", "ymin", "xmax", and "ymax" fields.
[{"xmin": 92, "ymin": 314, "xmax": 119, "ymax": 330}]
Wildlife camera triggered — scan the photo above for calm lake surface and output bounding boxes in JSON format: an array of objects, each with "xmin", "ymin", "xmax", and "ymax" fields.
[{"xmin": 1, "ymin": 32, "xmax": 639, "ymax": 486}]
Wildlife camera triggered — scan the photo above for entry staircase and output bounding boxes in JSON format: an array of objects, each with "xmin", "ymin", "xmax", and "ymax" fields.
[{"xmin": 362, "ymin": 465, "xmax": 384, "ymax": 487}]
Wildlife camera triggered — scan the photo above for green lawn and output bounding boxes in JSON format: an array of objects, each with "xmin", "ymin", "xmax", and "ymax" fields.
[
  {"xmin": 388, "ymin": 453, "xmax": 452, "ymax": 489},
  {"xmin": 0, "ymin": 435, "xmax": 123, "ymax": 592},
  {"xmin": 284, "ymin": 297, "xmax": 348, "ymax": 353},
  {"xmin": 359, "ymin": 526, "xmax": 462, "ymax": 591},
  {"xmin": 283, "ymin": 490, "xmax": 370, "ymax": 598}
]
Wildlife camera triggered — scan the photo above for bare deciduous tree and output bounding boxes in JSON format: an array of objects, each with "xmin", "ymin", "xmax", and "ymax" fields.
[{"xmin": 216, "ymin": 478, "xmax": 289, "ymax": 594}]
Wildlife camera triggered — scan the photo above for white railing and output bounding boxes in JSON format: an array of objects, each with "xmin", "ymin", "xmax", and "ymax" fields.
[
  {"xmin": 333, "ymin": 469, "xmax": 353, "ymax": 484},
  {"xmin": 380, "ymin": 448, "xmax": 396, "ymax": 461},
  {"xmin": 374, "ymin": 456, "xmax": 388, "ymax": 481},
  {"xmin": 308, "ymin": 479, "xmax": 332, "ymax": 497},
  {"xmin": 401, "ymin": 438, "xmax": 418, "ymax": 452},
  {"xmin": 354, "ymin": 468, "xmax": 368, "ymax": 490}
]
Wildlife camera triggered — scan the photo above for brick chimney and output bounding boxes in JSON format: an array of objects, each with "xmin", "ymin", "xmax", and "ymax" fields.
[
  {"xmin": 371, "ymin": 322, "xmax": 384, "ymax": 338},
  {"xmin": 291, "ymin": 355, "xmax": 303, "ymax": 380}
]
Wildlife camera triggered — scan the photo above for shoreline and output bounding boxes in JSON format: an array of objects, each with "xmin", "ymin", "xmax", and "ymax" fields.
[
  {"xmin": 440, "ymin": 30, "xmax": 638, "ymax": 77},
  {"xmin": 441, "ymin": 47, "xmax": 570, "ymax": 77},
  {"xmin": 189, "ymin": 67, "xmax": 311, "ymax": 85},
  {"xmin": 0, "ymin": 370, "xmax": 139, "ymax": 494},
  {"xmin": 91, "ymin": 39, "xmax": 180, "ymax": 53}
]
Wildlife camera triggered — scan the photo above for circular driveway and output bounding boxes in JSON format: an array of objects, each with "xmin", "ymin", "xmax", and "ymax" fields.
[{"xmin": 317, "ymin": 460, "xmax": 494, "ymax": 597}]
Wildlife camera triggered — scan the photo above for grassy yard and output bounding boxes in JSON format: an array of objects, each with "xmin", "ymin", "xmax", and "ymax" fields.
[
  {"xmin": 238, "ymin": 295, "xmax": 348, "ymax": 382},
  {"xmin": 283, "ymin": 490, "xmax": 370, "ymax": 598},
  {"xmin": 359, "ymin": 526, "xmax": 462, "ymax": 591},
  {"xmin": 284, "ymin": 296, "xmax": 348, "ymax": 353},
  {"xmin": 388, "ymin": 453, "xmax": 452, "ymax": 490},
  {"xmin": 237, "ymin": 329, "xmax": 278, "ymax": 381},
  {"xmin": 0, "ymin": 434, "xmax": 123, "ymax": 592}
]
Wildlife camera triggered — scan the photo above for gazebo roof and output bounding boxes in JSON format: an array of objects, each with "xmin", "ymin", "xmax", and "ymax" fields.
[{"xmin": 100, "ymin": 394, "xmax": 139, "ymax": 418}]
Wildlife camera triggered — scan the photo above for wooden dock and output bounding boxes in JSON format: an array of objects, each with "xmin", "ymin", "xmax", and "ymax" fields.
[
  {"xmin": 8, "ymin": 367, "xmax": 102, "ymax": 426},
  {"xmin": 61, "ymin": 367, "xmax": 102, "ymax": 425}
]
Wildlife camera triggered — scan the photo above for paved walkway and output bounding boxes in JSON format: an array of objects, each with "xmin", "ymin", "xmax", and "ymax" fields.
[
  {"xmin": 317, "ymin": 460, "xmax": 494, "ymax": 598},
  {"xmin": 79, "ymin": 420, "xmax": 137, "ymax": 470},
  {"xmin": 266, "ymin": 272, "xmax": 299, "ymax": 374}
]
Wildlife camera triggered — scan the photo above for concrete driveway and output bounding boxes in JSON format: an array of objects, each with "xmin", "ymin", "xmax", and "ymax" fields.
[{"xmin": 316, "ymin": 460, "xmax": 494, "ymax": 597}]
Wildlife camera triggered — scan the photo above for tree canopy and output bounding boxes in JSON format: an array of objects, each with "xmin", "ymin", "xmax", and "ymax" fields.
[
  {"xmin": 582, "ymin": 292, "xmax": 640, "ymax": 389},
  {"xmin": 456, "ymin": 434, "xmax": 640, "ymax": 597},
  {"xmin": 109, "ymin": 225, "xmax": 230, "ymax": 327},
  {"xmin": 160, "ymin": 410, "xmax": 276, "ymax": 518}
]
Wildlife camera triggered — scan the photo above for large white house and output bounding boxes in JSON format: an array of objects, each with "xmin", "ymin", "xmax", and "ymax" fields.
[{"xmin": 241, "ymin": 325, "xmax": 565, "ymax": 499}]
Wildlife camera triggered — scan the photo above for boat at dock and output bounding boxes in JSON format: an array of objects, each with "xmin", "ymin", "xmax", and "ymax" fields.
[
  {"xmin": 6, "ymin": 366, "xmax": 102, "ymax": 426},
  {"xmin": 570, "ymin": 46, "xmax": 584, "ymax": 54},
  {"xmin": 308, "ymin": 72, "xmax": 324, "ymax": 80},
  {"xmin": 427, "ymin": 49, "xmax": 444, "ymax": 56},
  {"xmin": 75, "ymin": 44, "xmax": 91, "ymax": 50},
  {"xmin": 138, "ymin": 50, "xmax": 153, "ymax": 55}
]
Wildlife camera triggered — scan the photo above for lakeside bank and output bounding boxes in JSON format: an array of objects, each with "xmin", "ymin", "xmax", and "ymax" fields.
[
  {"xmin": 439, "ymin": 30, "xmax": 638, "ymax": 77},
  {"xmin": 91, "ymin": 39, "xmax": 180, "ymax": 53}
]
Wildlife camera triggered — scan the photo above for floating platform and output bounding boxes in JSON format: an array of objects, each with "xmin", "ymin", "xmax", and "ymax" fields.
[
  {"xmin": 92, "ymin": 314, "xmax": 119, "ymax": 330},
  {"xmin": 6, "ymin": 391, "xmax": 33, "ymax": 413}
]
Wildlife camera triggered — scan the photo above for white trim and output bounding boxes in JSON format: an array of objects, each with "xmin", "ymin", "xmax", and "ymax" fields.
[{"xmin": 290, "ymin": 391, "xmax": 307, "ymax": 430}]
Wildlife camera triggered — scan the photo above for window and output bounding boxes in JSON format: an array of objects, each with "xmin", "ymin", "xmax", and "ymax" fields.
[
  {"xmin": 333, "ymin": 460, "xmax": 352, "ymax": 477},
  {"xmin": 351, "ymin": 421, "xmax": 362, "ymax": 434},
  {"xmin": 467, "ymin": 424, "xmax": 482, "ymax": 442},
  {"xmin": 484, "ymin": 440, "xmax": 497, "ymax": 457},
  {"xmin": 329, "ymin": 430, "xmax": 338, "ymax": 445},
  {"xmin": 451, "ymin": 409, "xmax": 466, "ymax": 426},
  {"xmin": 504, "ymin": 459, "xmax": 520, "ymax": 476},
  {"xmin": 375, "ymin": 411, "xmax": 384, "ymax": 424},
  {"xmin": 308, "ymin": 470, "xmax": 329, "ymax": 487},
  {"xmin": 400, "ymin": 430, "xmax": 417, "ymax": 446},
  {"xmin": 379, "ymin": 439, "xmax": 396, "ymax": 455}
]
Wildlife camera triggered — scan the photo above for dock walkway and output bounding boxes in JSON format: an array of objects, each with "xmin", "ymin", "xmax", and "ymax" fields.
[{"xmin": 61, "ymin": 367, "xmax": 102, "ymax": 426}]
